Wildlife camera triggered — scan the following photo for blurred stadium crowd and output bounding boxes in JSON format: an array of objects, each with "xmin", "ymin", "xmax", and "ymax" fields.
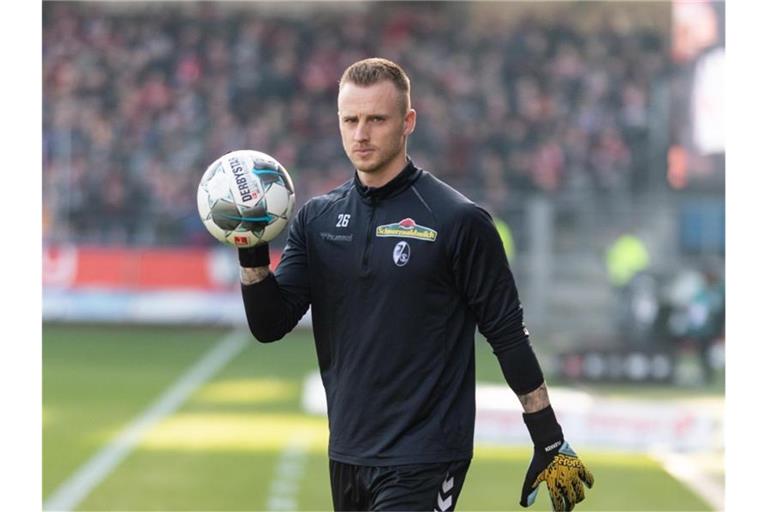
[{"xmin": 43, "ymin": 1, "xmax": 668, "ymax": 245}]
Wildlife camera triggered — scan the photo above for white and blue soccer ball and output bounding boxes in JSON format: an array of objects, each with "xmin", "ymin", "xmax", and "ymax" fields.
[{"xmin": 197, "ymin": 150, "xmax": 295, "ymax": 247}]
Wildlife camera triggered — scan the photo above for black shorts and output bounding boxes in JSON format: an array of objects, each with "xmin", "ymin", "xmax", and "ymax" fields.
[{"xmin": 329, "ymin": 459, "xmax": 471, "ymax": 511}]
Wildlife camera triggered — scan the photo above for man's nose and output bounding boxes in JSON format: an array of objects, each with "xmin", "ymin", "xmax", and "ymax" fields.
[{"xmin": 353, "ymin": 122, "xmax": 369, "ymax": 142}]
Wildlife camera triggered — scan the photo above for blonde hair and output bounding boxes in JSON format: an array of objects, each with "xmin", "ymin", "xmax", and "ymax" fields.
[{"xmin": 339, "ymin": 57, "xmax": 411, "ymax": 113}]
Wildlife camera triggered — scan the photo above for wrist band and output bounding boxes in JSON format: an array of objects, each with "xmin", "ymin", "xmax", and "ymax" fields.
[
  {"xmin": 523, "ymin": 405, "xmax": 564, "ymax": 448},
  {"xmin": 238, "ymin": 244, "xmax": 270, "ymax": 268}
]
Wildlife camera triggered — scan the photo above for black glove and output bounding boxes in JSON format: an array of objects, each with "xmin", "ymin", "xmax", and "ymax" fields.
[
  {"xmin": 238, "ymin": 243, "xmax": 270, "ymax": 268},
  {"xmin": 520, "ymin": 405, "xmax": 594, "ymax": 511}
]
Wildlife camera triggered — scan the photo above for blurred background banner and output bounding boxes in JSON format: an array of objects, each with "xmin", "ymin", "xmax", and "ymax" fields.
[
  {"xmin": 42, "ymin": 1, "xmax": 725, "ymax": 510},
  {"xmin": 42, "ymin": 244, "xmax": 285, "ymax": 323}
]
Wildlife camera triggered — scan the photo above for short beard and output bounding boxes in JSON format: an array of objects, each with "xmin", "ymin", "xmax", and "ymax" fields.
[
  {"xmin": 356, "ymin": 153, "xmax": 395, "ymax": 176},
  {"xmin": 351, "ymin": 142, "xmax": 403, "ymax": 176}
]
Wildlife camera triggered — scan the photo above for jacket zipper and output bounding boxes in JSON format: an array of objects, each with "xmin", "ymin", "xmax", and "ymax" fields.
[{"xmin": 361, "ymin": 200, "xmax": 377, "ymax": 275}]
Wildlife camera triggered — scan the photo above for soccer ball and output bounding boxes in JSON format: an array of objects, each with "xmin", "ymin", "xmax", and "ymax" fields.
[{"xmin": 197, "ymin": 150, "xmax": 295, "ymax": 247}]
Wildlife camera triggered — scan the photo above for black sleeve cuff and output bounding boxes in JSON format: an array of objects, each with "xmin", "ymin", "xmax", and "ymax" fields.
[
  {"xmin": 495, "ymin": 340, "xmax": 545, "ymax": 395},
  {"xmin": 241, "ymin": 274, "xmax": 286, "ymax": 342},
  {"xmin": 238, "ymin": 244, "xmax": 270, "ymax": 268}
]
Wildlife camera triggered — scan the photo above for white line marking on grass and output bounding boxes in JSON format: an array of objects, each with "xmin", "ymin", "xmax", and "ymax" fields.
[
  {"xmin": 43, "ymin": 329, "xmax": 249, "ymax": 512},
  {"xmin": 652, "ymin": 450, "xmax": 725, "ymax": 511},
  {"xmin": 265, "ymin": 435, "xmax": 311, "ymax": 510}
]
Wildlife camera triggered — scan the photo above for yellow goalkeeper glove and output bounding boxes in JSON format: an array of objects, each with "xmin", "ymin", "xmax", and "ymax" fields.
[{"xmin": 520, "ymin": 406, "xmax": 594, "ymax": 511}]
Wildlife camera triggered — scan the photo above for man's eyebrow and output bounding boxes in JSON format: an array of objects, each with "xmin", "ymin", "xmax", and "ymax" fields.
[{"xmin": 340, "ymin": 113, "xmax": 389, "ymax": 120}]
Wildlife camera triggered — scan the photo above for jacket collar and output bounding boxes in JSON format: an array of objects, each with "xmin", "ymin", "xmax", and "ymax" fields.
[{"xmin": 353, "ymin": 158, "xmax": 421, "ymax": 203}]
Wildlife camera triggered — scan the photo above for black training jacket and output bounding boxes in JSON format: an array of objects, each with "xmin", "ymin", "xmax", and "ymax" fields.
[{"xmin": 241, "ymin": 159, "xmax": 537, "ymax": 466}]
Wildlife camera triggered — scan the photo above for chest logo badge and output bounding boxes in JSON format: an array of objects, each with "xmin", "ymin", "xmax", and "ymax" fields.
[
  {"xmin": 376, "ymin": 218, "xmax": 437, "ymax": 242},
  {"xmin": 393, "ymin": 241, "xmax": 410, "ymax": 267}
]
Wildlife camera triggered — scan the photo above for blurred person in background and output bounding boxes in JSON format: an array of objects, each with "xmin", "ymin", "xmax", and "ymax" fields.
[
  {"xmin": 493, "ymin": 214, "xmax": 516, "ymax": 265},
  {"xmin": 236, "ymin": 57, "xmax": 593, "ymax": 512},
  {"xmin": 649, "ymin": 266, "xmax": 725, "ymax": 385},
  {"xmin": 605, "ymin": 232, "xmax": 650, "ymax": 289},
  {"xmin": 684, "ymin": 266, "xmax": 725, "ymax": 383},
  {"xmin": 605, "ymin": 231, "xmax": 651, "ymax": 343}
]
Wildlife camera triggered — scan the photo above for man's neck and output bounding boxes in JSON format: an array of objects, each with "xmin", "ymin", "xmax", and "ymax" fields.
[{"xmin": 356, "ymin": 154, "xmax": 408, "ymax": 189}]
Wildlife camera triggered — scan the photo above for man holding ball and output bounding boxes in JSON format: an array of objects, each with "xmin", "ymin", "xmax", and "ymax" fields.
[{"xmin": 236, "ymin": 57, "xmax": 593, "ymax": 511}]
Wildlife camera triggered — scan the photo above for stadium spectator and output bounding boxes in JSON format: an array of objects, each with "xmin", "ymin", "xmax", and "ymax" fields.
[
  {"xmin": 43, "ymin": 2, "xmax": 668, "ymax": 245},
  {"xmin": 684, "ymin": 266, "xmax": 725, "ymax": 383}
]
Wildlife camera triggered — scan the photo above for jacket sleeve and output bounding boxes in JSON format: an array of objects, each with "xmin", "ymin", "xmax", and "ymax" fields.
[
  {"xmin": 449, "ymin": 203, "xmax": 544, "ymax": 394},
  {"xmin": 241, "ymin": 204, "xmax": 311, "ymax": 342}
]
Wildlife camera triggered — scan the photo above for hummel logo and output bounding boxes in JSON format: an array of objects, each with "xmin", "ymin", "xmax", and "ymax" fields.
[
  {"xmin": 436, "ymin": 494, "xmax": 452, "ymax": 512},
  {"xmin": 434, "ymin": 474, "xmax": 454, "ymax": 511},
  {"xmin": 320, "ymin": 232, "xmax": 352, "ymax": 242},
  {"xmin": 544, "ymin": 440, "xmax": 563, "ymax": 452}
]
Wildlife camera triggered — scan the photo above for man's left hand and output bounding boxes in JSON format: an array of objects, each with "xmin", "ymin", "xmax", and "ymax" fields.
[{"xmin": 520, "ymin": 440, "xmax": 593, "ymax": 511}]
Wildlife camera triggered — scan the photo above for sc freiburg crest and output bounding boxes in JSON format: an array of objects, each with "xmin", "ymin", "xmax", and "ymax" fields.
[{"xmin": 393, "ymin": 241, "xmax": 410, "ymax": 267}]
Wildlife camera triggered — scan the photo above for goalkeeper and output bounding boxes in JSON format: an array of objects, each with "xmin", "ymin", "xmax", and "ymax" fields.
[{"xmin": 238, "ymin": 57, "xmax": 593, "ymax": 511}]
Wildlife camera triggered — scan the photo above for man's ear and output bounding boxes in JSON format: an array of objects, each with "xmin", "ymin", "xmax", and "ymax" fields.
[{"xmin": 404, "ymin": 108, "xmax": 417, "ymax": 136}]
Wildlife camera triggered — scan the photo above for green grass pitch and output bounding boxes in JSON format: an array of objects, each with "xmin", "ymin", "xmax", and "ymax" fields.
[{"xmin": 43, "ymin": 324, "xmax": 713, "ymax": 511}]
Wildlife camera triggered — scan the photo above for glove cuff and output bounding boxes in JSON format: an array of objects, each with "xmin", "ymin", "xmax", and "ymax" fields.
[
  {"xmin": 238, "ymin": 244, "xmax": 270, "ymax": 268},
  {"xmin": 523, "ymin": 405, "xmax": 564, "ymax": 449}
]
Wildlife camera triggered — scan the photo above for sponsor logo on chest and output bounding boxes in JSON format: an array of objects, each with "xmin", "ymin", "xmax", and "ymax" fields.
[{"xmin": 376, "ymin": 217, "xmax": 438, "ymax": 242}]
